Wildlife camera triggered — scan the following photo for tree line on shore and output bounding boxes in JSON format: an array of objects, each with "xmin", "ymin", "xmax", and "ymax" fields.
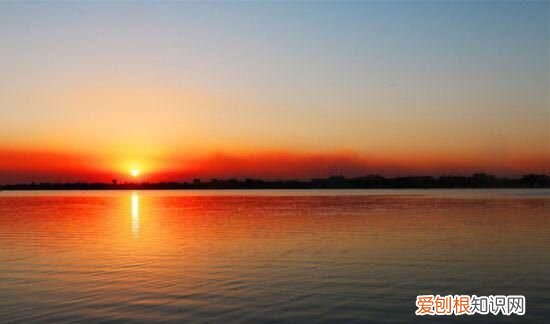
[{"xmin": 1, "ymin": 173, "xmax": 549, "ymax": 190}]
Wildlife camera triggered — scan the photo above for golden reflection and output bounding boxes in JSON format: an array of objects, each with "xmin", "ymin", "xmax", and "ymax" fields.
[{"xmin": 131, "ymin": 192, "xmax": 140, "ymax": 237}]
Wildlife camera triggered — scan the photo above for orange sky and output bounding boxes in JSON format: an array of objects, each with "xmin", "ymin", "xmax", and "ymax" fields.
[
  {"xmin": 0, "ymin": 148, "xmax": 548, "ymax": 184},
  {"xmin": 0, "ymin": 3, "xmax": 548, "ymax": 183}
]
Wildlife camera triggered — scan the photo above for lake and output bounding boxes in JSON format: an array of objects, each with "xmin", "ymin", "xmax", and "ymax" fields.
[{"xmin": 0, "ymin": 189, "xmax": 548, "ymax": 323}]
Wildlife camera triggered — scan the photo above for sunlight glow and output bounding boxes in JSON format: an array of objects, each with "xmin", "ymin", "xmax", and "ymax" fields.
[
  {"xmin": 130, "ymin": 169, "xmax": 140, "ymax": 177},
  {"xmin": 131, "ymin": 192, "xmax": 139, "ymax": 237}
]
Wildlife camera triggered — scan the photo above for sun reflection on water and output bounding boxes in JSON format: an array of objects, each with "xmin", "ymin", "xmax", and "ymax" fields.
[{"xmin": 131, "ymin": 192, "xmax": 139, "ymax": 237}]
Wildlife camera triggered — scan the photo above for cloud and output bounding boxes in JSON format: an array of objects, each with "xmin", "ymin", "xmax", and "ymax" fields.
[{"xmin": 156, "ymin": 150, "xmax": 550, "ymax": 181}]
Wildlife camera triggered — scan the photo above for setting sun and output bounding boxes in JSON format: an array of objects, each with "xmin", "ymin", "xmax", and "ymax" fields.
[{"xmin": 0, "ymin": 2, "xmax": 547, "ymax": 323}]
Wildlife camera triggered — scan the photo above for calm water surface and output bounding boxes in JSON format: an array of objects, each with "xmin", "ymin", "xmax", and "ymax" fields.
[{"xmin": 0, "ymin": 189, "xmax": 549, "ymax": 323}]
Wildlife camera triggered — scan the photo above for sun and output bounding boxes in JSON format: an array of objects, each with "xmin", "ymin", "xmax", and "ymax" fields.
[{"xmin": 130, "ymin": 169, "xmax": 140, "ymax": 177}]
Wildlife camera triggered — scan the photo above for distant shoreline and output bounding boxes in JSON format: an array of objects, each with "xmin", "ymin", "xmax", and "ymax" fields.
[
  {"xmin": 1, "ymin": 188, "xmax": 550, "ymax": 192},
  {"xmin": 1, "ymin": 173, "xmax": 548, "ymax": 190}
]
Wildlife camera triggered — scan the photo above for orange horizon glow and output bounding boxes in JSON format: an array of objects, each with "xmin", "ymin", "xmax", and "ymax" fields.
[{"xmin": 0, "ymin": 148, "xmax": 547, "ymax": 184}]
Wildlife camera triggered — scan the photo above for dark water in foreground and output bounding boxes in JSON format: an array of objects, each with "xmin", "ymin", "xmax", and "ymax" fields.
[{"xmin": 0, "ymin": 189, "xmax": 548, "ymax": 323}]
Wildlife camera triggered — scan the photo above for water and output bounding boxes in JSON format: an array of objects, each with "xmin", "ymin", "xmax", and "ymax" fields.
[{"xmin": 0, "ymin": 189, "xmax": 548, "ymax": 323}]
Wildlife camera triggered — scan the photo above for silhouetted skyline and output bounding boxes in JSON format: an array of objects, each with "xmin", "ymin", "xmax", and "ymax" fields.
[{"xmin": 2, "ymin": 173, "xmax": 548, "ymax": 190}]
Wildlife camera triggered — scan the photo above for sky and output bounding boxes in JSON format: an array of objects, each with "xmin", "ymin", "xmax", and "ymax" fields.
[{"xmin": 0, "ymin": 1, "xmax": 549, "ymax": 183}]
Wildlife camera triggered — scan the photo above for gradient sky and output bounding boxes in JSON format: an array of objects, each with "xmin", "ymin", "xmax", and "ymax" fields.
[{"xmin": 1, "ymin": 1, "xmax": 549, "ymax": 183}]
